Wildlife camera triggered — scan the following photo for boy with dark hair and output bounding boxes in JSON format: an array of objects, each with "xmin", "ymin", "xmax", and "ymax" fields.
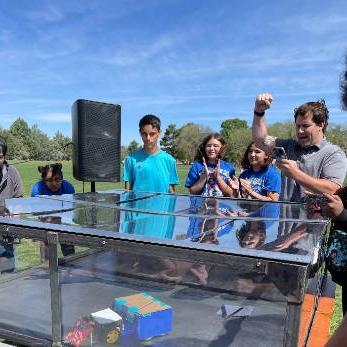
[{"xmin": 123, "ymin": 114, "xmax": 179, "ymax": 193}]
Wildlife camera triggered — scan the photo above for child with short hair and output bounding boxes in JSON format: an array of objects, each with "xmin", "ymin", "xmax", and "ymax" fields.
[{"xmin": 123, "ymin": 114, "xmax": 179, "ymax": 193}]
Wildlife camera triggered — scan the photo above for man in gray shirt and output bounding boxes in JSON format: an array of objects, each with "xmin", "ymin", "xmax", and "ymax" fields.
[{"xmin": 252, "ymin": 93, "xmax": 347, "ymax": 202}]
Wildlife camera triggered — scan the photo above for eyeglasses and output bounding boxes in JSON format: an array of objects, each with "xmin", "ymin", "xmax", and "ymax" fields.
[{"xmin": 45, "ymin": 177, "xmax": 62, "ymax": 184}]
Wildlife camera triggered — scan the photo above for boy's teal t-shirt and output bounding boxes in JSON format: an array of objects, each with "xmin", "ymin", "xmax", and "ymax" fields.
[{"xmin": 123, "ymin": 149, "xmax": 179, "ymax": 193}]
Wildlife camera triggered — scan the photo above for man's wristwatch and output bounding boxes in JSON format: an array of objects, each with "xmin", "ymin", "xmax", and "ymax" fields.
[{"xmin": 254, "ymin": 110, "xmax": 265, "ymax": 117}]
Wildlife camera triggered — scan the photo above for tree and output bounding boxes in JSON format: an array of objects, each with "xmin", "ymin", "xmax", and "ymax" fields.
[
  {"xmin": 127, "ymin": 140, "xmax": 139, "ymax": 154},
  {"xmin": 160, "ymin": 124, "xmax": 180, "ymax": 158},
  {"xmin": 176, "ymin": 123, "xmax": 213, "ymax": 163},
  {"xmin": 268, "ymin": 121, "xmax": 295, "ymax": 139},
  {"xmin": 326, "ymin": 124, "xmax": 347, "ymax": 154},
  {"xmin": 8, "ymin": 118, "xmax": 32, "ymax": 159},
  {"xmin": 51, "ymin": 131, "xmax": 72, "ymax": 160},
  {"xmin": 121, "ymin": 145, "xmax": 128, "ymax": 161},
  {"xmin": 29, "ymin": 125, "xmax": 53, "ymax": 160},
  {"xmin": 223, "ymin": 127, "xmax": 252, "ymax": 166},
  {"xmin": 221, "ymin": 118, "xmax": 248, "ymax": 134}
]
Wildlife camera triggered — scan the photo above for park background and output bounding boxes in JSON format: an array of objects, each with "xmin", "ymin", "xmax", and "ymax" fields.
[{"xmin": 5, "ymin": 113, "xmax": 346, "ymax": 334}]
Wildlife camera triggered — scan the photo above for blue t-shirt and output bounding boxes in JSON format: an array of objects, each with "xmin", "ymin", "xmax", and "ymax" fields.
[
  {"xmin": 31, "ymin": 179, "xmax": 75, "ymax": 196},
  {"xmin": 239, "ymin": 165, "xmax": 281, "ymax": 198},
  {"xmin": 123, "ymin": 149, "xmax": 179, "ymax": 193},
  {"xmin": 185, "ymin": 160, "xmax": 235, "ymax": 197}
]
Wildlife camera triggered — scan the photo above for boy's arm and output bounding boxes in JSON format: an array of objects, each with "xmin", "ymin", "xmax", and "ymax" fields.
[
  {"xmin": 168, "ymin": 157, "xmax": 179, "ymax": 193},
  {"xmin": 125, "ymin": 181, "xmax": 132, "ymax": 190},
  {"xmin": 123, "ymin": 156, "xmax": 133, "ymax": 191}
]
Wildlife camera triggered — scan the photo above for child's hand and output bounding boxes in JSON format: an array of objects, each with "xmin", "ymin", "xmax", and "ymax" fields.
[
  {"xmin": 202, "ymin": 157, "xmax": 210, "ymax": 178},
  {"xmin": 228, "ymin": 176, "xmax": 240, "ymax": 190},
  {"xmin": 215, "ymin": 159, "xmax": 221, "ymax": 178},
  {"xmin": 240, "ymin": 178, "xmax": 252, "ymax": 194}
]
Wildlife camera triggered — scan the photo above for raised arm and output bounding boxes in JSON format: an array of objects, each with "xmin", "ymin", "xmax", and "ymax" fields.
[{"xmin": 252, "ymin": 93, "xmax": 276, "ymax": 152}]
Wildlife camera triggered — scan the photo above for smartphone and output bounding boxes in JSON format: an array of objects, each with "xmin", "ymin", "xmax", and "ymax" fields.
[{"xmin": 272, "ymin": 146, "xmax": 287, "ymax": 159}]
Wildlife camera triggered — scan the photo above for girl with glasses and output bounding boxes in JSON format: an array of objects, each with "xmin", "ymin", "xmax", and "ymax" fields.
[{"xmin": 31, "ymin": 163, "xmax": 75, "ymax": 196}]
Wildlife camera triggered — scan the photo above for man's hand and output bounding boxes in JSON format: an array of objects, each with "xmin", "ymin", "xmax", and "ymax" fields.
[
  {"xmin": 322, "ymin": 193, "xmax": 344, "ymax": 219},
  {"xmin": 276, "ymin": 159, "xmax": 299, "ymax": 177},
  {"xmin": 255, "ymin": 93, "xmax": 273, "ymax": 113}
]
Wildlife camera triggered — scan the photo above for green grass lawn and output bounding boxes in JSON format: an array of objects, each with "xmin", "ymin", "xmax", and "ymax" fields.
[{"xmin": 9, "ymin": 160, "xmax": 343, "ymax": 334}]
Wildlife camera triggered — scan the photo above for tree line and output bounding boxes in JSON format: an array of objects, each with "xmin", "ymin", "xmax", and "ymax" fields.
[
  {"xmin": 124, "ymin": 118, "xmax": 347, "ymax": 169},
  {"xmin": 2, "ymin": 117, "xmax": 347, "ymax": 167},
  {"xmin": 0, "ymin": 118, "xmax": 72, "ymax": 160}
]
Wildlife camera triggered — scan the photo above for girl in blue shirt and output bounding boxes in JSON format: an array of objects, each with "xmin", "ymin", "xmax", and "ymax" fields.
[
  {"xmin": 31, "ymin": 163, "xmax": 75, "ymax": 257},
  {"xmin": 31, "ymin": 163, "xmax": 75, "ymax": 197},
  {"xmin": 185, "ymin": 133, "xmax": 238, "ymax": 197},
  {"xmin": 239, "ymin": 142, "xmax": 281, "ymax": 201}
]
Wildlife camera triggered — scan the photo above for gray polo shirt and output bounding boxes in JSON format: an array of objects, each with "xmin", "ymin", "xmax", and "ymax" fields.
[{"xmin": 275, "ymin": 138, "xmax": 347, "ymax": 202}]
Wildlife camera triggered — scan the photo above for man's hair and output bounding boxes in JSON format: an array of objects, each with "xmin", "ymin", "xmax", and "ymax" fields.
[
  {"xmin": 139, "ymin": 114, "xmax": 161, "ymax": 131},
  {"xmin": 38, "ymin": 163, "xmax": 63, "ymax": 180},
  {"xmin": 294, "ymin": 99, "xmax": 329, "ymax": 132},
  {"xmin": 341, "ymin": 54, "xmax": 347, "ymax": 110},
  {"xmin": 240, "ymin": 142, "xmax": 273, "ymax": 170},
  {"xmin": 0, "ymin": 138, "xmax": 7, "ymax": 156},
  {"xmin": 195, "ymin": 133, "xmax": 226, "ymax": 162}
]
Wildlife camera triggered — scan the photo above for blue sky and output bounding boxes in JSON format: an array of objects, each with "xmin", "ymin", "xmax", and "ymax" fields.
[{"xmin": 1, "ymin": 0, "xmax": 347, "ymax": 145}]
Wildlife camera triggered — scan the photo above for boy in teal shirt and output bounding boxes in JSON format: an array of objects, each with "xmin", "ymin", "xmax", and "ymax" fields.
[{"xmin": 123, "ymin": 114, "xmax": 179, "ymax": 193}]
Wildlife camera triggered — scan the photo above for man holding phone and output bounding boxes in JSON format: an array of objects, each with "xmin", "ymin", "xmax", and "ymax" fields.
[{"xmin": 252, "ymin": 93, "xmax": 347, "ymax": 202}]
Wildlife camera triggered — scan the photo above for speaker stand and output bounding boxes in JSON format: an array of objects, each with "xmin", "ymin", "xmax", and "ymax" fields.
[{"xmin": 91, "ymin": 182, "xmax": 96, "ymax": 193}]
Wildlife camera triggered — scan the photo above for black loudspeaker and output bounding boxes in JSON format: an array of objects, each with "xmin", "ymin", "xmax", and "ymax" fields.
[{"xmin": 72, "ymin": 99, "xmax": 121, "ymax": 182}]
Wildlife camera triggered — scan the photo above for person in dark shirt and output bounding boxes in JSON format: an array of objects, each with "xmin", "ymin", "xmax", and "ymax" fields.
[{"xmin": 323, "ymin": 56, "xmax": 347, "ymax": 317}]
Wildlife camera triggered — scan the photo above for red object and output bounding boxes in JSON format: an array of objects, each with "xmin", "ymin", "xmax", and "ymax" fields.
[{"xmin": 64, "ymin": 318, "xmax": 94, "ymax": 347}]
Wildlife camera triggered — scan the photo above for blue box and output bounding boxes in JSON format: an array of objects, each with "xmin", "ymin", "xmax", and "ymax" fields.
[{"xmin": 112, "ymin": 292, "xmax": 172, "ymax": 340}]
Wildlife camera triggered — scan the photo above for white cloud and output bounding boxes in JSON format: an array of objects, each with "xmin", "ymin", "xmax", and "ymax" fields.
[
  {"xmin": 0, "ymin": 114, "xmax": 20, "ymax": 123},
  {"xmin": 35, "ymin": 113, "xmax": 71, "ymax": 123}
]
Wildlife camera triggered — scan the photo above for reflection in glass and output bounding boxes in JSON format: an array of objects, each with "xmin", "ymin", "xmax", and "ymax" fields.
[
  {"xmin": 0, "ymin": 203, "xmax": 15, "ymax": 273},
  {"xmin": 187, "ymin": 197, "xmax": 236, "ymax": 245},
  {"xmin": 121, "ymin": 193, "xmax": 177, "ymax": 239},
  {"xmin": 38, "ymin": 216, "xmax": 75, "ymax": 259}
]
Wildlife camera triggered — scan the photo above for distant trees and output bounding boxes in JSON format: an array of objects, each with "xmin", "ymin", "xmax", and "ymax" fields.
[
  {"xmin": 153, "ymin": 118, "xmax": 347, "ymax": 170},
  {"xmin": 0, "ymin": 118, "xmax": 72, "ymax": 161},
  {"xmin": 160, "ymin": 124, "xmax": 180, "ymax": 158},
  {"xmin": 3, "ymin": 116, "xmax": 347, "ymax": 169},
  {"xmin": 127, "ymin": 140, "xmax": 139, "ymax": 154},
  {"xmin": 176, "ymin": 123, "xmax": 213, "ymax": 163}
]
